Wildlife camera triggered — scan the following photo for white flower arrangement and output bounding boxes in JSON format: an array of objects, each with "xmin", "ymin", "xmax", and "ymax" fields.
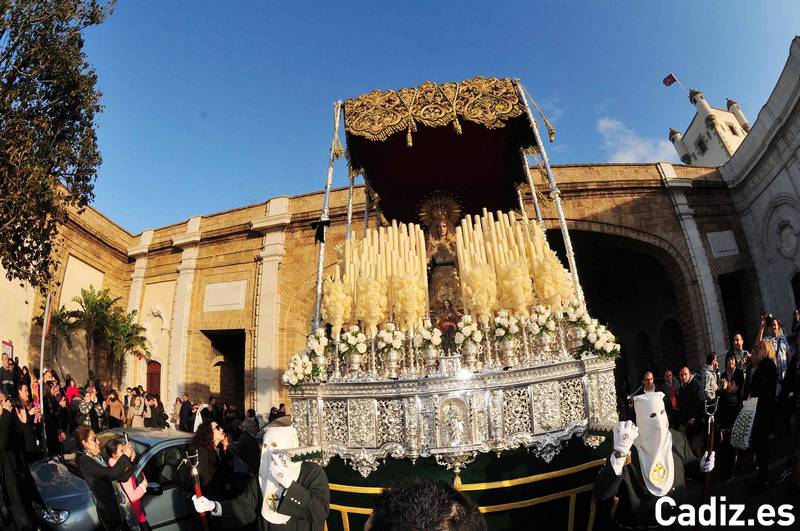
[
  {"xmin": 306, "ymin": 328, "xmax": 329, "ymax": 357},
  {"xmin": 413, "ymin": 319, "xmax": 443, "ymax": 349},
  {"xmin": 338, "ymin": 325, "xmax": 369, "ymax": 357},
  {"xmin": 282, "ymin": 352, "xmax": 320, "ymax": 389},
  {"xmin": 454, "ymin": 314, "xmax": 484, "ymax": 345},
  {"xmin": 562, "ymin": 297, "xmax": 589, "ymax": 325},
  {"xmin": 528, "ymin": 304, "xmax": 557, "ymax": 336},
  {"xmin": 493, "ymin": 309, "xmax": 521, "ymax": 342},
  {"xmin": 583, "ymin": 320, "xmax": 620, "ymax": 359},
  {"xmin": 376, "ymin": 322, "xmax": 406, "ymax": 353}
]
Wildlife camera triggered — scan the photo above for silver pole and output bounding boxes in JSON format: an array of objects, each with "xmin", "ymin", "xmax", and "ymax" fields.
[
  {"xmin": 519, "ymin": 150, "xmax": 545, "ymax": 230},
  {"xmin": 514, "ymin": 81, "xmax": 584, "ymax": 304},
  {"xmin": 38, "ymin": 292, "xmax": 52, "ymax": 448},
  {"xmin": 312, "ymin": 101, "xmax": 343, "ymax": 330},
  {"xmin": 363, "ymin": 186, "xmax": 370, "ymax": 237},
  {"xmin": 345, "ymin": 174, "xmax": 356, "ymax": 240}
]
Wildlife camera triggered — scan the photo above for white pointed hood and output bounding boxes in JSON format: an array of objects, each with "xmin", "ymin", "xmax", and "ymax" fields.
[
  {"xmin": 258, "ymin": 424, "xmax": 302, "ymax": 524},
  {"xmin": 632, "ymin": 392, "xmax": 674, "ymax": 496}
]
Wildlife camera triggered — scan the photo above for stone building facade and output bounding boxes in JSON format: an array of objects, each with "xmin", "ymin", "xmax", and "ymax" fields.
[
  {"xmin": 0, "ymin": 161, "xmax": 764, "ymax": 405},
  {"xmin": 720, "ymin": 36, "xmax": 800, "ymax": 325}
]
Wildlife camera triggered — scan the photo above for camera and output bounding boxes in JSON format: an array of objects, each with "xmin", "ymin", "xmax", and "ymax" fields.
[{"xmin": 762, "ymin": 313, "xmax": 775, "ymax": 325}]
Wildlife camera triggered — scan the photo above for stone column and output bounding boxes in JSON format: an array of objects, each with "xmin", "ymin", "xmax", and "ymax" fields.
[
  {"xmin": 166, "ymin": 217, "xmax": 201, "ymax": 404},
  {"xmin": 125, "ymin": 230, "xmax": 153, "ymax": 388},
  {"xmin": 658, "ymin": 162, "xmax": 727, "ymax": 356},
  {"xmin": 250, "ymin": 197, "xmax": 290, "ymax": 414}
]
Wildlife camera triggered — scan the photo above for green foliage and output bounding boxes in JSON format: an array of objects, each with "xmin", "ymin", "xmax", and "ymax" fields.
[
  {"xmin": 0, "ymin": 1, "xmax": 114, "ymax": 288},
  {"xmin": 65, "ymin": 284, "xmax": 148, "ymax": 384}
]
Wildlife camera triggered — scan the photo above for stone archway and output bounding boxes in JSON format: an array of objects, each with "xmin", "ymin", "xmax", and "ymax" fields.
[{"xmin": 547, "ymin": 226, "xmax": 702, "ymax": 386}]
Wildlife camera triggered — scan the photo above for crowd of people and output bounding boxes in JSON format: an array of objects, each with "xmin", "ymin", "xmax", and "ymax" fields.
[{"xmin": 628, "ymin": 313, "xmax": 800, "ymax": 492}]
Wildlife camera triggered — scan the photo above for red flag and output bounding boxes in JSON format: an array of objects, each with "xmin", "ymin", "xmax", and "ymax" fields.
[{"xmin": 663, "ymin": 73, "xmax": 677, "ymax": 87}]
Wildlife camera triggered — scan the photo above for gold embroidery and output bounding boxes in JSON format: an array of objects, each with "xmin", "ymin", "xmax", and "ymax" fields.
[
  {"xmin": 344, "ymin": 77, "xmax": 525, "ymax": 143},
  {"xmin": 649, "ymin": 462, "xmax": 668, "ymax": 485}
]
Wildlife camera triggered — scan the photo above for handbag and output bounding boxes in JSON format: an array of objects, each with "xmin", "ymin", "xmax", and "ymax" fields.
[{"xmin": 730, "ymin": 397, "xmax": 758, "ymax": 450}]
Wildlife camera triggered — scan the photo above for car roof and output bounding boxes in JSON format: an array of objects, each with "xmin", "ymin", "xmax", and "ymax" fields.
[{"xmin": 104, "ymin": 428, "xmax": 193, "ymax": 447}]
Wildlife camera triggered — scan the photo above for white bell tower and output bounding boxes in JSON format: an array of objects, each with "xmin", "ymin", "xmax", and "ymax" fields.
[{"xmin": 668, "ymin": 89, "xmax": 749, "ymax": 166}]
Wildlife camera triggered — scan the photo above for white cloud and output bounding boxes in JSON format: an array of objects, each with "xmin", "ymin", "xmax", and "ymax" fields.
[
  {"xmin": 540, "ymin": 97, "xmax": 564, "ymax": 123},
  {"xmin": 596, "ymin": 117, "xmax": 677, "ymax": 163}
]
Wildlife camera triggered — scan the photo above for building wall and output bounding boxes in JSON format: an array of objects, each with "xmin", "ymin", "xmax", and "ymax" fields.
[
  {"xmin": 0, "ymin": 265, "xmax": 36, "ymax": 367},
  {"xmin": 720, "ymin": 36, "xmax": 800, "ymax": 327}
]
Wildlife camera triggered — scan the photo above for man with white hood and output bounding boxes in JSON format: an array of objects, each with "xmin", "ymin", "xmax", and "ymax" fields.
[
  {"xmin": 594, "ymin": 392, "xmax": 715, "ymax": 529},
  {"xmin": 192, "ymin": 416, "xmax": 329, "ymax": 530}
]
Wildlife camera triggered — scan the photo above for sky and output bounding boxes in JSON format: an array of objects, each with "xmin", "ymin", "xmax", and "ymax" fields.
[{"xmin": 82, "ymin": 1, "xmax": 800, "ymax": 234}]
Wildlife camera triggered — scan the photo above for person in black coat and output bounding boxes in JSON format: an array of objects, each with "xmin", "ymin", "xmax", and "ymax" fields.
[
  {"xmin": 677, "ymin": 366, "xmax": 704, "ymax": 454},
  {"xmin": 745, "ymin": 339, "xmax": 778, "ymax": 487},
  {"xmin": 236, "ymin": 418, "xmax": 261, "ymax": 475},
  {"xmin": 187, "ymin": 420, "xmax": 238, "ymax": 502},
  {"xmin": 0, "ymin": 391, "xmax": 37, "ymax": 530},
  {"xmin": 179, "ymin": 393, "xmax": 193, "ymax": 432},
  {"xmin": 74, "ymin": 425, "xmax": 139, "ymax": 530},
  {"xmin": 143, "ymin": 395, "xmax": 167, "ymax": 429}
]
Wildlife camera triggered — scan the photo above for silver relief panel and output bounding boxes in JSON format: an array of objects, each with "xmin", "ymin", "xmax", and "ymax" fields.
[{"xmin": 348, "ymin": 399, "xmax": 378, "ymax": 447}]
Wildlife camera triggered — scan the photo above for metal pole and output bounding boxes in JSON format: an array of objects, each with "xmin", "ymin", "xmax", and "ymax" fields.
[
  {"xmin": 39, "ymin": 292, "xmax": 52, "ymax": 453},
  {"xmin": 363, "ymin": 186, "xmax": 371, "ymax": 238},
  {"xmin": 514, "ymin": 81, "xmax": 585, "ymax": 304},
  {"xmin": 312, "ymin": 101, "xmax": 343, "ymax": 330},
  {"xmin": 519, "ymin": 150, "xmax": 545, "ymax": 230},
  {"xmin": 345, "ymin": 174, "xmax": 356, "ymax": 241}
]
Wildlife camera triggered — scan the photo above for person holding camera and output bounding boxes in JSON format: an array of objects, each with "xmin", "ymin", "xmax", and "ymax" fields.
[
  {"xmin": 757, "ymin": 314, "xmax": 789, "ymax": 394},
  {"xmin": 75, "ymin": 426, "xmax": 140, "ymax": 530}
]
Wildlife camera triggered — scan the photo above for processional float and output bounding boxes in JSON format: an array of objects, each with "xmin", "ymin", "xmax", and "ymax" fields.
[{"xmin": 282, "ymin": 77, "xmax": 620, "ymax": 529}]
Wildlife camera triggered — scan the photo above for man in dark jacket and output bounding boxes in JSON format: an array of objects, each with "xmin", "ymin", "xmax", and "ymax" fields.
[
  {"xmin": 237, "ymin": 418, "xmax": 261, "ymax": 475},
  {"xmin": 179, "ymin": 392, "xmax": 193, "ymax": 432},
  {"xmin": 677, "ymin": 366, "xmax": 704, "ymax": 455},
  {"xmin": 192, "ymin": 418, "xmax": 329, "ymax": 530}
]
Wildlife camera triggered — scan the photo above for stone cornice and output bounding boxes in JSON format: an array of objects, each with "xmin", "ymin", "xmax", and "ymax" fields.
[
  {"xmin": 662, "ymin": 177, "xmax": 694, "ymax": 190},
  {"xmin": 127, "ymin": 244, "xmax": 149, "ymax": 259},
  {"xmin": 250, "ymin": 211, "xmax": 292, "ymax": 233},
  {"xmin": 171, "ymin": 231, "xmax": 201, "ymax": 249}
]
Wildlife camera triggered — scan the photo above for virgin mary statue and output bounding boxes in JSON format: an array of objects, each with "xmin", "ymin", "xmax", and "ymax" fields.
[{"xmin": 418, "ymin": 193, "xmax": 463, "ymax": 331}]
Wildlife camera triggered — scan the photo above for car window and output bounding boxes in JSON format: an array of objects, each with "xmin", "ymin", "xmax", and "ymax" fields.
[{"xmin": 142, "ymin": 443, "xmax": 190, "ymax": 488}]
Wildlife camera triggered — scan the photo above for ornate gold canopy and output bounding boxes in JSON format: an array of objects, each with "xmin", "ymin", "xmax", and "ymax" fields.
[
  {"xmin": 342, "ymin": 76, "xmax": 547, "ymax": 223},
  {"xmin": 344, "ymin": 77, "xmax": 526, "ymax": 144}
]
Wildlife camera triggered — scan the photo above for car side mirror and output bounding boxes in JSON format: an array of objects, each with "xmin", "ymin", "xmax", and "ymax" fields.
[{"xmin": 146, "ymin": 482, "xmax": 163, "ymax": 496}]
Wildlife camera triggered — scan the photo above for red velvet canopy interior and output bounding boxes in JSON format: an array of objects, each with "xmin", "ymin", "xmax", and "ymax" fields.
[{"xmin": 344, "ymin": 109, "xmax": 537, "ymax": 224}]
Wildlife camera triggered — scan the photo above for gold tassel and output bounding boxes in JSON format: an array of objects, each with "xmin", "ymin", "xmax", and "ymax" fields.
[
  {"xmin": 406, "ymin": 126, "xmax": 413, "ymax": 147},
  {"xmin": 453, "ymin": 474, "xmax": 462, "ymax": 489},
  {"xmin": 333, "ymin": 136, "xmax": 344, "ymax": 159},
  {"xmin": 453, "ymin": 117, "xmax": 462, "ymax": 135}
]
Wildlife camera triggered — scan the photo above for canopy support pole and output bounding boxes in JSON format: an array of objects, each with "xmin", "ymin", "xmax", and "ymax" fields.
[
  {"xmin": 519, "ymin": 150, "xmax": 545, "ymax": 230},
  {"xmin": 363, "ymin": 186, "xmax": 371, "ymax": 237},
  {"xmin": 312, "ymin": 100, "xmax": 343, "ymax": 331},
  {"xmin": 345, "ymin": 174, "xmax": 356, "ymax": 241},
  {"xmin": 514, "ymin": 81, "xmax": 584, "ymax": 304}
]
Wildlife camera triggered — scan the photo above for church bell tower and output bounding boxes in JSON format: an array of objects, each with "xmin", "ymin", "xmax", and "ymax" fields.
[{"xmin": 668, "ymin": 89, "xmax": 749, "ymax": 166}]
